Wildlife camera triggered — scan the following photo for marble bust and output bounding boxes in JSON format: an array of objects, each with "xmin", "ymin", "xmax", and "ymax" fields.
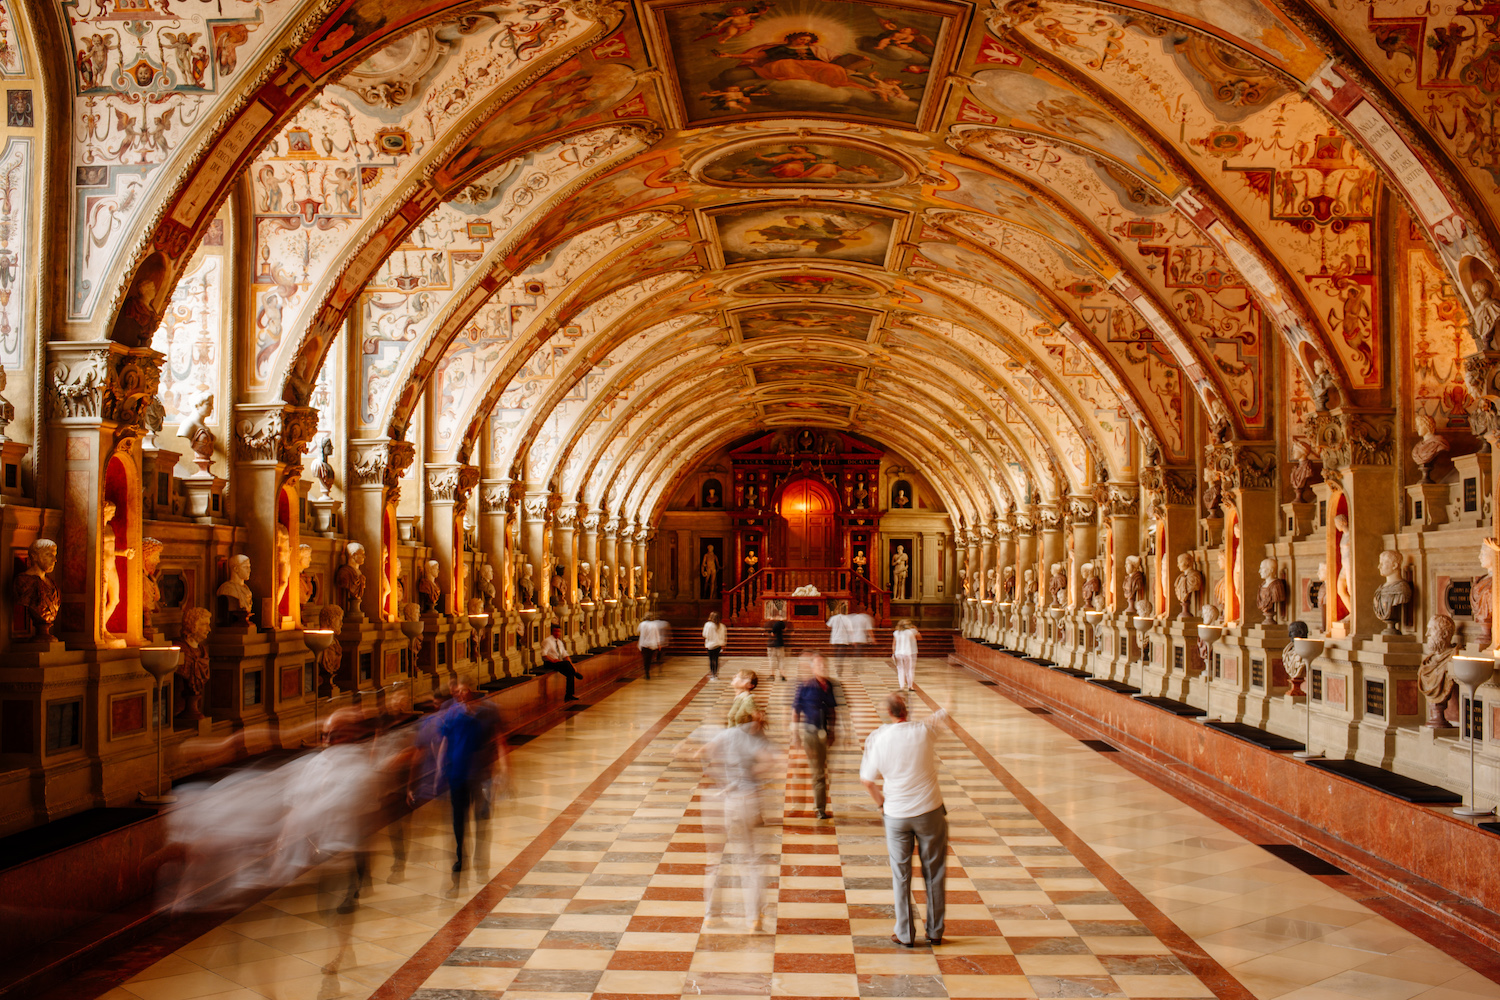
[
  {"xmin": 1123, "ymin": 555, "xmax": 1145, "ymax": 612},
  {"xmin": 1256, "ymin": 556, "xmax": 1288, "ymax": 625},
  {"xmin": 1080, "ymin": 561, "xmax": 1103, "ymax": 611},
  {"xmin": 1419, "ymin": 613, "xmax": 1459, "ymax": 727},
  {"xmin": 336, "ymin": 541, "xmax": 366, "ymax": 612},
  {"xmin": 1411, "ymin": 413, "xmax": 1450, "ymax": 484},
  {"xmin": 1372, "ymin": 549, "xmax": 1412, "ymax": 635},
  {"xmin": 1173, "ymin": 552, "xmax": 1202, "ymax": 621},
  {"xmin": 14, "ymin": 538, "xmax": 60, "ymax": 641},
  {"xmin": 418, "ymin": 558, "xmax": 442, "ymax": 613},
  {"xmin": 217, "ymin": 553, "xmax": 254, "ymax": 626},
  {"xmin": 176, "ymin": 606, "xmax": 213, "ymax": 720},
  {"xmin": 178, "ymin": 390, "xmax": 217, "ymax": 476}
]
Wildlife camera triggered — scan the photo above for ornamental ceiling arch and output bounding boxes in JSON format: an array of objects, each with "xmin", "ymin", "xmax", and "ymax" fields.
[{"xmin": 19, "ymin": 0, "xmax": 1499, "ymax": 523}]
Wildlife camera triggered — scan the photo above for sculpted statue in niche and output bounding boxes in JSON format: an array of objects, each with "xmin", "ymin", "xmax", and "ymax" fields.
[
  {"xmin": 217, "ymin": 553, "xmax": 254, "ymax": 627},
  {"xmin": 402, "ymin": 601, "xmax": 423, "ymax": 658},
  {"xmin": 1472, "ymin": 540, "xmax": 1496, "ymax": 649},
  {"xmin": 318, "ymin": 604, "xmax": 345, "ymax": 692},
  {"xmin": 1411, "ymin": 414, "xmax": 1450, "ymax": 484},
  {"xmin": 100, "ymin": 501, "xmax": 135, "ymax": 638},
  {"xmin": 14, "ymin": 538, "xmax": 60, "ymax": 642},
  {"xmin": 1288, "ymin": 440, "xmax": 1320, "ymax": 503},
  {"xmin": 1372, "ymin": 550, "xmax": 1413, "ymax": 635},
  {"xmin": 418, "ymin": 559, "xmax": 442, "ymax": 613},
  {"xmin": 299, "ymin": 544, "xmax": 318, "ymax": 606},
  {"xmin": 1173, "ymin": 552, "xmax": 1202, "ymax": 621},
  {"xmin": 1002, "ymin": 565, "xmax": 1015, "ymax": 601},
  {"xmin": 1048, "ymin": 562, "xmax": 1067, "ymax": 609},
  {"xmin": 336, "ymin": 542, "xmax": 366, "ymax": 613},
  {"xmin": 274, "ymin": 524, "xmax": 292, "ymax": 614},
  {"xmin": 1282, "ymin": 620, "xmax": 1310, "ymax": 694},
  {"xmin": 178, "ymin": 390, "xmax": 217, "ymax": 476},
  {"xmin": 1123, "ymin": 555, "xmax": 1145, "ymax": 616},
  {"xmin": 176, "ymin": 606, "xmax": 212, "ymax": 721},
  {"xmin": 1021, "ymin": 567, "xmax": 1035, "ymax": 606},
  {"xmin": 1333, "ymin": 513, "xmax": 1353, "ymax": 625},
  {"xmin": 577, "ymin": 561, "xmax": 594, "ymax": 603},
  {"xmin": 957, "ymin": 567, "xmax": 968, "ymax": 598},
  {"xmin": 142, "ymin": 537, "xmax": 164, "ymax": 635},
  {"xmin": 985, "ymin": 567, "xmax": 997, "ymax": 599},
  {"xmin": 1208, "ymin": 551, "xmax": 1228, "ymax": 625},
  {"xmin": 850, "ymin": 549, "xmax": 864, "ymax": 577},
  {"xmin": 1080, "ymin": 561, "xmax": 1102, "ymax": 611},
  {"xmin": 1257, "ymin": 557, "xmax": 1288, "ymax": 625},
  {"xmin": 551, "ymin": 560, "xmax": 568, "ymax": 606},
  {"xmin": 891, "ymin": 544, "xmax": 909, "ymax": 599},
  {"xmin": 701, "ymin": 544, "xmax": 720, "ymax": 598}
]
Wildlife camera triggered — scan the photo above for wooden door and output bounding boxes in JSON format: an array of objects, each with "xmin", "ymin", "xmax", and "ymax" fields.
[{"xmin": 781, "ymin": 479, "xmax": 837, "ymax": 567}]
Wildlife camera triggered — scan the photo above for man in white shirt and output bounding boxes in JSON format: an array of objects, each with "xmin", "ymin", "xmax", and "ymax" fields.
[
  {"xmin": 638, "ymin": 613, "xmax": 670, "ymax": 679},
  {"xmin": 540, "ymin": 624, "xmax": 582, "ymax": 701},
  {"xmin": 860, "ymin": 692, "xmax": 950, "ymax": 948},
  {"xmin": 826, "ymin": 608, "xmax": 852, "ymax": 676},
  {"xmin": 850, "ymin": 609, "xmax": 874, "ymax": 667}
]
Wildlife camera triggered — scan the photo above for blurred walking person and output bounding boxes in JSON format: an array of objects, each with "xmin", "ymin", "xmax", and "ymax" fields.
[
  {"xmin": 764, "ymin": 612, "xmax": 789, "ymax": 681},
  {"xmin": 793, "ymin": 654, "xmax": 839, "ymax": 820},
  {"xmin": 850, "ymin": 607, "xmax": 874, "ymax": 672},
  {"xmin": 703, "ymin": 708, "xmax": 774, "ymax": 932},
  {"xmin": 727, "ymin": 668, "xmax": 761, "ymax": 728},
  {"xmin": 639, "ymin": 613, "xmax": 670, "ymax": 679},
  {"xmin": 860, "ymin": 692, "xmax": 951, "ymax": 948},
  {"xmin": 438, "ymin": 680, "xmax": 508, "ymax": 874},
  {"xmin": 892, "ymin": 619, "xmax": 922, "ymax": 690},
  {"xmin": 703, "ymin": 611, "xmax": 727, "ymax": 680},
  {"xmin": 826, "ymin": 605, "xmax": 853, "ymax": 675}
]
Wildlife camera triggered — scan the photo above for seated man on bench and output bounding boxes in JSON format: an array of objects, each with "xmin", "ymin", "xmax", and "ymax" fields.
[{"xmin": 539, "ymin": 623, "xmax": 582, "ymax": 702}]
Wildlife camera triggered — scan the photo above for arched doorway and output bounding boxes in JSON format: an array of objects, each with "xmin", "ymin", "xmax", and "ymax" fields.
[{"xmin": 779, "ymin": 479, "xmax": 839, "ymax": 567}]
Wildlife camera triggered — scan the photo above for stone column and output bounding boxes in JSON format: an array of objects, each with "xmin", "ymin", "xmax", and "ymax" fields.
[
  {"xmin": 578, "ymin": 505, "xmax": 602, "ymax": 648},
  {"xmin": 426, "ymin": 464, "xmax": 480, "ymax": 619},
  {"xmin": 45, "ymin": 343, "xmax": 161, "ymax": 648},
  {"xmin": 1065, "ymin": 498, "xmax": 1097, "ymax": 608},
  {"xmin": 1098, "ymin": 483, "xmax": 1140, "ymax": 615},
  {"xmin": 349, "ymin": 439, "xmax": 416, "ymax": 622},
  {"xmin": 601, "ymin": 514, "xmax": 621, "ymax": 639},
  {"xmin": 521, "ymin": 491, "xmax": 556, "ymax": 611},
  {"xmin": 232, "ymin": 404, "xmax": 320, "ymax": 630},
  {"xmin": 1014, "ymin": 509, "xmax": 1038, "ymax": 647},
  {"xmin": 1309, "ymin": 410, "xmax": 1399, "ymax": 639}
]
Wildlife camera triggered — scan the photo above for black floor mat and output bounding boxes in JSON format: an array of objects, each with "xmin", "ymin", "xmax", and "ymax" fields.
[
  {"xmin": 1080, "ymin": 739, "xmax": 1119, "ymax": 753},
  {"xmin": 506, "ymin": 734, "xmax": 539, "ymax": 745},
  {"xmin": 1023, "ymin": 657, "xmax": 1056, "ymax": 667},
  {"xmin": 1204, "ymin": 720, "xmax": 1305, "ymax": 753},
  {"xmin": 1025, "ymin": 706, "xmax": 1052, "ymax": 715},
  {"xmin": 978, "ymin": 680, "xmax": 998, "ymax": 687},
  {"xmin": 0, "ymin": 808, "xmax": 157, "ymax": 871},
  {"xmin": 1477, "ymin": 821, "xmax": 1500, "ymax": 837},
  {"xmin": 1049, "ymin": 666, "xmax": 1091, "ymax": 678},
  {"xmin": 1133, "ymin": 695, "xmax": 1208, "ymax": 717},
  {"xmin": 1087, "ymin": 679, "xmax": 1141, "ymax": 694},
  {"xmin": 565, "ymin": 703, "xmax": 591, "ymax": 711},
  {"xmin": 1258, "ymin": 843, "xmax": 1348, "ymax": 876},
  {"xmin": 1306, "ymin": 758, "xmax": 1463, "ymax": 804}
]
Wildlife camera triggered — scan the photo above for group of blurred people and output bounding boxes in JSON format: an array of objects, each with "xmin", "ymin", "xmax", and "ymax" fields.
[
  {"xmin": 690, "ymin": 641, "xmax": 950, "ymax": 947},
  {"xmin": 158, "ymin": 679, "xmax": 509, "ymax": 928}
]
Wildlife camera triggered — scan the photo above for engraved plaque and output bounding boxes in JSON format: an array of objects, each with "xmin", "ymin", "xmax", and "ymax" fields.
[
  {"xmin": 1465, "ymin": 477, "xmax": 1479, "ymax": 513},
  {"xmin": 1446, "ymin": 580, "xmax": 1474, "ymax": 618}
]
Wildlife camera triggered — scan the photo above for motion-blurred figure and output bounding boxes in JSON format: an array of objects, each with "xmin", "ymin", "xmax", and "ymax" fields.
[
  {"xmin": 702, "ymin": 709, "xmax": 774, "ymax": 933},
  {"xmin": 439, "ymin": 679, "xmax": 507, "ymax": 875}
]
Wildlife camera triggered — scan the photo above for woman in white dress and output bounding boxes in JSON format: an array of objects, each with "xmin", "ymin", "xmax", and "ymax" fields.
[{"xmin": 892, "ymin": 619, "xmax": 922, "ymax": 691}]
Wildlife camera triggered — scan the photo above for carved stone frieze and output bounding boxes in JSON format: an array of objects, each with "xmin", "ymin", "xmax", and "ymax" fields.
[
  {"xmin": 1037, "ymin": 505, "xmax": 1064, "ymax": 531},
  {"xmin": 1307, "ymin": 409, "xmax": 1395, "ymax": 472},
  {"xmin": 1094, "ymin": 483, "xmax": 1139, "ymax": 518},
  {"xmin": 350, "ymin": 439, "xmax": 417, "ymax": 493},
  {"xmin": 47, "ymin": 345, "xmax": 162, "ymax": 428},
  {"xmin": 1463, "ymin": 353, "xmax": 1500, "ymax": 445},
  {"xmin": 234, "ymin": 405, "xmax": 319, "ymax": 469},
  {"xmin": 1065, "ymin": 496, "xmax": 1097, "ymax": 523},
  {"xmin": 1204, "ymin": 442, "xmax": 1277, "ymax": 493}
]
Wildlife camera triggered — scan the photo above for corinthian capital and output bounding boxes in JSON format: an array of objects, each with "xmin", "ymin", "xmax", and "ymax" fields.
[{"xmin": 46, "ymin": 342, "xmax": 162, "ymax": 427}]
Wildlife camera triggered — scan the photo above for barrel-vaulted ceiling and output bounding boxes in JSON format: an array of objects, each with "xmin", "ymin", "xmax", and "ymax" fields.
[{"xmin": 41, "ymin": 0, "xmax": 1500, "ymax": 525}]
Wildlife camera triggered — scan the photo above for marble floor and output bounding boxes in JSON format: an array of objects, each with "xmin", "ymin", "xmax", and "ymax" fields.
[{"xmin": 65, "ymin": 655, "xmax": 1500, "ymax": 1000}]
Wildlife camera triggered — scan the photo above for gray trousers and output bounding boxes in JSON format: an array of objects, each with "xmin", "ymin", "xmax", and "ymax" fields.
[
  {"xmin": 884, "ymin": 804, "xmax": 948, "ymax": 944},
  {"xmin": 798, "ymin": 723, "xmax": 830, "ymax": 814}
]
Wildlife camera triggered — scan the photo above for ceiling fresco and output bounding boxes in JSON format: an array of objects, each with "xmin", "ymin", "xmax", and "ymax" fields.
[{"xmin": 18, "ymin": 0, "xmax": 1495, "ymax": 526}]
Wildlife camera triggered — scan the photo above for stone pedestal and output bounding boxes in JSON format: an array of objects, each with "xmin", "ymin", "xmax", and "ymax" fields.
[
  {"xmin": 206, "ymin": 629, "xmax": 274, "ymax": 739},
  {"xmin": 1281, "ymin": 501, "xmax": 1316, "ymax": 541},
  {"xmin": 1406, "ymin": 483, "xmax": 1451, "ymax": 530},
  {"xmin": 309, "ymin": 496, "xmax": 342, "ymax": 536},
  {"xmin": 1450, "ymin": 452, "xmax": 1491, "ymax": 529}
]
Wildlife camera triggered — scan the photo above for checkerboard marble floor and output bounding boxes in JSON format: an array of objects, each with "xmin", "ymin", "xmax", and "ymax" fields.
[{"xmin": 82, "ymin": 656, "xmax": 1500, "ymax": 1000}]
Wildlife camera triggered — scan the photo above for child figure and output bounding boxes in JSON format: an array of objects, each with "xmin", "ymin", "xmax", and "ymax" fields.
[{"xmin": 726, "ymin": 669, "xmax": 761, "ymax": 729}]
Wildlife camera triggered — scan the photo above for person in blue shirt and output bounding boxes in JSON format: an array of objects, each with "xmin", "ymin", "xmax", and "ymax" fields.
[
  {"xmin": 792, "ymin": 655, "xmax": 839, "ymax": 819},
  {"xmin": 438, "ymin": 680, "xmax": 507, "ymax": 873}
]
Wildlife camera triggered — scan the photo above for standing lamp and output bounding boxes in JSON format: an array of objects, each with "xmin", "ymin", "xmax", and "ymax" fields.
[
  {"xmin": 303, "ymin": 629, "xmax": 335, "ymax": 741},
  {"xmin": 1451, "ymin": 654, "xmax": 1496, "ymax": 818},
  {"xmin": 468, "ymin": 612, "xmax": 491, "ymax": 667},
  {"xmin": 1292, "ymin": 636, "xmax": 1326, "ymax": 760},
  {"xmin": 138, "ymin": 646, "xmax": 181, "ymax": 806}
]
